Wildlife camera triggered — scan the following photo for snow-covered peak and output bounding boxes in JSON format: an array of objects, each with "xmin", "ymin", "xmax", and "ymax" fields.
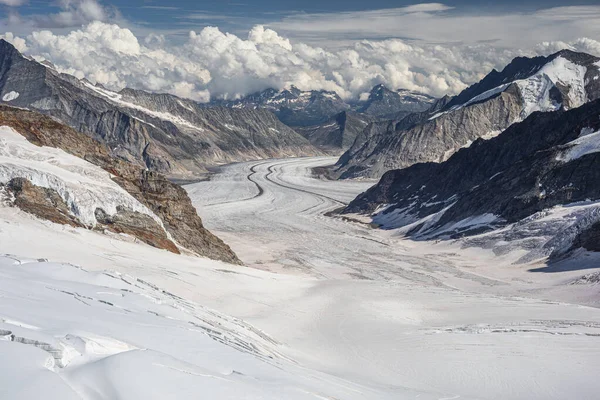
[{"xmin": 448, "ymin": 55, "xmax": 596, "ymax": 121}]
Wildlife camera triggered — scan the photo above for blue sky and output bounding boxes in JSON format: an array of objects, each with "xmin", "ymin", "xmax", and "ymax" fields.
[{"xmin": 9, "ymin": 0, "xmax": 600, "ymax": 42}]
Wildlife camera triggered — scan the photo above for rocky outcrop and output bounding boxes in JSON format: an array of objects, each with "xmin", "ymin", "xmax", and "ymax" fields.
[
  {"xmin": 0, "ymin": 40, "xmax": 321, "ymax": 179},
  {"xmin": 0, "ymin": 105, "xmax": 241, "ymax": 264},
  {"xmin": 4, "ymin": 177, "xmax": 83, "ymax": 228},
  {"xmin": 294, "ymin": 112, "xmax": 373, "ymax": 153},
  {"xmin": 572, "ymin": 222, "xmax": 600, "ymax": 252},
  {"xmin": 334, "ymin": 50, "xmax": 600, "ymax": 179},
  {"xmin": 95, "ymin": 207, "xmax": 180, "ymax": 254}
]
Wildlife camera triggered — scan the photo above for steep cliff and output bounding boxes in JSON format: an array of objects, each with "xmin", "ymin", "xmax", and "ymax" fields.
[{"xmin": 343, "ymin": 99, "xmax": 600, "ymax": 260}]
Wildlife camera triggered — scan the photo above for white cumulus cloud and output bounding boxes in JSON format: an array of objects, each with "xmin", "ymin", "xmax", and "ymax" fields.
[
  {"xmin": 2, "ymin": 21, "xmax": 598, "ymax": 103},
  {"xmin": 0, "ymin": 0, "xmax": 26, "ymax": 6}
]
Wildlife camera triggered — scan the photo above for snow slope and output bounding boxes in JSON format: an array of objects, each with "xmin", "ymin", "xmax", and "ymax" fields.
[
  {"xmin": 558, "ymin": 129, "xmax": 600, "ymax": 162},
  {"xmin": 2, "ymin": 156, "xmax": 600, "ymax": 399},
  {"xmin": 0, "ymin": 255, "xmax": 401, "ymax": 400},
  {"xmin": 0, "ymin": 126, "xmax": 161, "ymax": 227}
]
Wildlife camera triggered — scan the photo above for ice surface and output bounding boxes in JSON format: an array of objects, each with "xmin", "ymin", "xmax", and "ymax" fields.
[{"xmin": 0, "ymin": 255, "xmax": 399, "ymax": 400}]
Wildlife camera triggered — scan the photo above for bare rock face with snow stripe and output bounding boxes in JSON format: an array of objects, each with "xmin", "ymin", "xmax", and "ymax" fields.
[
  {"xmin": 0, "ymin": 39, "xmax": 320, "ymax": 179},
  {"xmin": 334, "ymin": 50, "xmax": 600, "ymax": 179},
  {"xmin": 343, "ymin": 99, "xmax": 600, "ymax": 260},
  {"xmin": 0, "ymin": 106, "xmax": 241, "ymax": 264},
  {"xmin": 334, "ymin": 85, "xmax": 524, "ymax": 179}
]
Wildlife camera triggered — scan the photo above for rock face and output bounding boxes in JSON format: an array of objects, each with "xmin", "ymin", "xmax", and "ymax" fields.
[
  {"xmin": 94, "ymin": 206, "xmax": 180, "ymax": 254},
  {"xmin": 4, "ymin": 177, "xmax": 83, "ymax": 228},
  {"xmin": 0, "ymin": 105, "xmax": 241, "ymax": 264},
  {"xmin": 334, "ymin": 50, "xmax": 600, "ymax": 179},
  {"xmin": 0, "ymin": 40, "xmax": 320, "ymax": 179},
  {"xmin": 294, "ymin": 112, "xmax": 373, "ymax": 153},
  {"xmin": 573, "ymin": 222, "xmax": 600, "ymax": 252},
  {"xmin": 343, "ymin": 99, "xmax": 600, "ymax": 257}
]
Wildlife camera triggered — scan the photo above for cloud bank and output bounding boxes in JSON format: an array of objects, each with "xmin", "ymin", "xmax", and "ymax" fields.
[{"xmin": 1, "ymin": 4, "xmax": 599, "ymax": 102}]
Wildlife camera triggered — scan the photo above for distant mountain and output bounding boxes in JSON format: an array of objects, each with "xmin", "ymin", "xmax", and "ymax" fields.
[
  {"xmin": 333, "ymin": 50, "xmax": 600, "ymax": 179},
  {"xmin": 210, "ymin": 84, "xmax": 436, "ymax": 152},
  {"xmin": 343, "ymin": 99, "xmax": 600, "ymax": 262},
  {"xmin": 210, "ymin": 86, "xmax": 350, "ymax": 127},
  {"xmin": 211, "ymin": 85, "xmax": 435, "ymax": 128},
  {"xmin": 0, "ymin": 39, "xmax": 320, "ymax": 179},
  {"xmin": 355, "ymin": 84, "xmax": 436, "ymax": 120}
]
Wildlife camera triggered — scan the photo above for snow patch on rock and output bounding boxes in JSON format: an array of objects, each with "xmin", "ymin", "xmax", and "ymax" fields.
[
  {"xmin": 0, "ymin": 126, "xmax": 161, "ymax": 227},
  {"xmin": 2, "ymin": 91, "xmax": 19, "ymax": 102},
  {"xmin": 557, "ymin": 130, "xmax": 600, "ymax": 162},
  {"xmin": 456, "ymin": 56, "xmax": 588, "ymax": 119}
]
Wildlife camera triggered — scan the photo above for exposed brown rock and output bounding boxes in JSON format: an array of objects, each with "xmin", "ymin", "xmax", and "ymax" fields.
[
  {"xmin": 4, "ymin": 177, "xmax": 82, "ymax": 228},
  {"xmin": 95, "ymin": 207, "xmax": 180, "ymax": 254},
  {"xmin": 0, "ymin": 105, "xmax": 241, "ymax": 264}
]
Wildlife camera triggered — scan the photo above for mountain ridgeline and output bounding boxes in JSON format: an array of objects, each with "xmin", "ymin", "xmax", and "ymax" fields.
[
  {"xmin": 333, "ymin": 50, "xmax": 600, "ymax": 179},
  {"xmin": 209, "ymin": 84, "xmax": 436, "ymax": 153},
  {"xmin": 0, "ymin": 39, "xmax": 321, "ymax": 179},
  {"xmin": 0, "ymin": 105, "xmax": 241, "ymax": 264}
]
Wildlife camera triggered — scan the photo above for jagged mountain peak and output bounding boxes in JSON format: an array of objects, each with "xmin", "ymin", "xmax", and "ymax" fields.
[
  {"xmin": 369, "ymin": 84, "xmax": 392, "ymax": 97},
  {"xmin": 0, "ymin": 39, "xmax": 25, "ymax": 64},
  {"xmin": 445, "ymin": 49, "xmax": 600, "ymax": 111}
]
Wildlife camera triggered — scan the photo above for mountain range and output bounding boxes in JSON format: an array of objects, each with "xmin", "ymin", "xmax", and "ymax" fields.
[
  {"xmin": 0, "ymin": 39, "xmax": 320, "ymax": 179},
  {"xmin": 3, "ymin": 38, "xmax": 600, "ymax": 264}
]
